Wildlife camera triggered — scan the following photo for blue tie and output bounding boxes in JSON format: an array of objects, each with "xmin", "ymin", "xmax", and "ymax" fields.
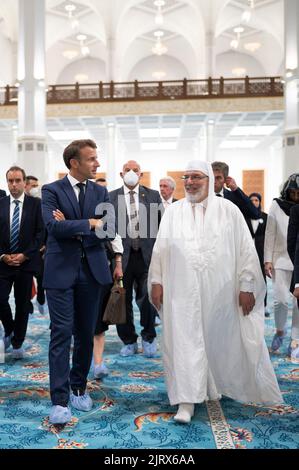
[
  {"xmin": 10, "ymin": 200, "xmax": 20, "ymax": 253},
  {"xmin": 76, "ymin": 183, "xmax": 85, "ymax": 215}
]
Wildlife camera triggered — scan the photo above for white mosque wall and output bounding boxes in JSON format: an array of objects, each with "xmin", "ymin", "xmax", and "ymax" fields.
[{"xmin": 0, "ymin": 35, "xmax": 13, "ymax": 86}]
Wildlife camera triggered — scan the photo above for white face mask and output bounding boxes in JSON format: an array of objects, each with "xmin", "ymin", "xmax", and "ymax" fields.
[
  {"xmin": 29, "ymin": 187, "xmax": 40, "ymax": 198},
  {"xmin": 123, "ymin": 170, "xmax": 139, "ymax": 187}
]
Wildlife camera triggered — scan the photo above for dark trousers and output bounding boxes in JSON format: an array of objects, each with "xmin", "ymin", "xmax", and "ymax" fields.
[
  {"xmin": 36, "ymin": 269, "xmax": 46, "ymax": 305},
  {"xmin": 46, "ymin": 259, "xmax": 102, "ymax": 407},
  {"xmin": 117, "ymin": 250, "xmax": 156, "ymax": 345},
  {"xmin": 0, "ymin": 270, "xmax": 33, "ymax": 348}
]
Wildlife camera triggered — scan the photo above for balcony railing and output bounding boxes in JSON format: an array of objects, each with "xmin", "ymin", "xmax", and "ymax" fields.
[{"xmin": 0, "ymin": 76, "xmax": 283, "ymax": 106}]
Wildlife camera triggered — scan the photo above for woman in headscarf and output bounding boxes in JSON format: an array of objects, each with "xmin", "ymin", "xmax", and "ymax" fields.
[
  {"xmin": 245, "ymin": 193, "xmax": 268, "ymax": 316},
  {"xmin": 264, "ymin": 174, "xmax": 299, "ymax": 359}
]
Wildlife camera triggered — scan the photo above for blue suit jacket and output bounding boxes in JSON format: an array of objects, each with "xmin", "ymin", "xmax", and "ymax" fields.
[
  {"xmin": 0, "ymin": 189, "xmax": 6, "ymax": 199},
  {"xmin": 42, "ymin": 176, "xmax": 112, "ymax": 289},
  {"xmin": 223, "ymin": 187, "xmax": 261, "ymax": 219}
]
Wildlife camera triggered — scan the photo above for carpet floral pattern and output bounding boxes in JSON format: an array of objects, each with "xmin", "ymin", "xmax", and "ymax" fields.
[{"xmin": 0, "ymin": 282, "xmax": 298, "ymax": 449}]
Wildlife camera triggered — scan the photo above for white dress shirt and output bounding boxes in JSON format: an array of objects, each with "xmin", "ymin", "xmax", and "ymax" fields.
[
  {"xmin": 161, "ymin": 196, "xmax": 173, "ymax": 210},
  {"xmin": 251, "ymin": 219, "xmax": 259, "ymax": 234},
  {"xmin": 10, "ymin": 192, "xmax": 25, "ymax": 224},
  {"xmin": 123, "ymin": 184, "xmax": 140, "ymax": 217},
  {"xmin": 67, "ymin": 174, "xmax": 87, "ymax": 201}
]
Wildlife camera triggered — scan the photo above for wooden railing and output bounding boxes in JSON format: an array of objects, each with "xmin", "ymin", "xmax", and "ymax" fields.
[{"xmin": 0, "ymin": 76, "xmax": 283, "ymax": 106}]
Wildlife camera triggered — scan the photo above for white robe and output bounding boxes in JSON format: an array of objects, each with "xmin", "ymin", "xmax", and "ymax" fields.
[{"xmin": 148, "ymin": 196, "xmax": 283, "ymax": 406}]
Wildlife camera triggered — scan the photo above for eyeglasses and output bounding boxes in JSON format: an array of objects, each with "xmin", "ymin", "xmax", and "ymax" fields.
[{"xmin": 180, "ymin": 174, "xmax": 208, "ymax": 181}]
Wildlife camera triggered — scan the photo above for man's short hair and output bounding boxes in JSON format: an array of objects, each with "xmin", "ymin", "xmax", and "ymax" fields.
[
  {"xmin": 6, "ymin": 166, "xmax": 26, "ymax": 181},
  {"xmin": 63, "ymin": 139, "xmax": 97, "ymax": 170},
  {"xmin": 212, "ymin": 161, "xmax": 229, "ymax": 179},
  {"xmin": 160, "ymin": 176, "xmax": 176, "ymax": 190},
  {"xmin": 96, "ymin": 177, "xmax": 106, "ymax": 183},
  {"xmin": 26, "ymin": 175, "xmax": 38, "ymax": 184}
]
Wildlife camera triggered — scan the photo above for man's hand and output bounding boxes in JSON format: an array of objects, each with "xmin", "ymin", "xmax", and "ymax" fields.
[
  {"xmin": 151, "ymin": 284, "xmax": 163, "ymax": 311},
  {"xmin": 89, "ymin": 218, "xmax": 103, "ymax": 230},
  {"xmin": 225, "ymin": 176, "xmax": 238, "ymax": 191},
  {"xmin": 3, "ymin": 253, "xmax": 28, "ymax": 266},
  {"xmin": 53, "ymin": 209, "xmax": 65, "ymax": 221},
  {"xmin": 239, "ymin": 291, "xmax": 255, "ymax": 316},
  {"xmin": 113, "ymin": 262, "xmax": 123, "ymax": 281},
  {"xmin": 2, "ymin": 255, "xmax": 15, "ymax": 266},
  {"xmin": 293, "ymin": 287, "xmax": 299, "ymax": 299},
  {"xmin": 264, "ymin": 262, "xmax": 273, "ymax": 278}
]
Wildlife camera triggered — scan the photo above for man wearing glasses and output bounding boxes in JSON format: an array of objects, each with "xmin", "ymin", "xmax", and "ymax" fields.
[{"xmin": 149, "ymin": 160, "xmax": 282, "ymax": 424}]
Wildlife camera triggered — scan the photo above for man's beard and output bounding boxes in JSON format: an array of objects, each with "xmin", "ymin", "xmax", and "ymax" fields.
[{"xmin": 185, "ymin": 189, "xmax": 206, "ymax": 203}]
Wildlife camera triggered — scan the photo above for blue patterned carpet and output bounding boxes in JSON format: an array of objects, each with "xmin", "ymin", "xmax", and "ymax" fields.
[{"xmin": 0, "ymin": 280, "xmax": 299, "ymax": 450}]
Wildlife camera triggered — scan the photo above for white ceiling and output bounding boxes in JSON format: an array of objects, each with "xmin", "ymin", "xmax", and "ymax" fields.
[
  {"xmin": 0, "ymin": 110, "xmax": 283, "ymax": 155},
  {"xmin": 0, "ymin": 0, "xmax": 284, "ymax": 86}
]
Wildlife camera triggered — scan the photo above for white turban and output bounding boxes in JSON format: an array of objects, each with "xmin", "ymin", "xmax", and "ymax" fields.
[{"xmin": 185, "ymin": 160, "xmax": 209, "ymax": 176}]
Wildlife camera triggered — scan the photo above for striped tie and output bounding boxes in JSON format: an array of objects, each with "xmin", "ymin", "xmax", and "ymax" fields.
[
  {"xmin": 129, "ymin": 190, "xmax": 140, "ymax": 251},
  {"xmin": 10, "ymin": 200, "xmax": 20, "ymax": 253}
]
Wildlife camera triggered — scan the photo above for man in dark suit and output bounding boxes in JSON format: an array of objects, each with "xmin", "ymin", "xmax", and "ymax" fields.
[
  {"xmin": 0, "ymin": 166, "xmax": 43, "ymax": 359},
  {"xmin": 0, "ymin": 189, "xmax": 6, "ymax": 199},
  {"xmin": 159, "ymin": 176, "xmax": 178, "ymax": 210},
  {"xmin": 42, "ymin": 139, "xmax": 112, "ymax": 425},
  {"xmin": 212, "ymin": 161, "xmax": 261, "ymax": 219},
  {"xmin": 109, "ymin": 160, "xmax": 162, "ymax": 358}
]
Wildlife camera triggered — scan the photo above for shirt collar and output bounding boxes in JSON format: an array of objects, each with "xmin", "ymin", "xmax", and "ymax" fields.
[
  {"xmin": 67, "ymin": 173, "xmax": 87, "ymax": 188},
  {"xmin": 10, "ymin": 192, "xmax": 25, "ymax": 204},
  {"xmin": 216, "ymin": 188, "xmax": 224, "ymax": 197},
  {"xmin": 123, "ymin": 184, "xmax": 139, "ymax": 195},
  {"xmin": 162, "ymin": 197, "xmax": 173, "ymax": 204}
]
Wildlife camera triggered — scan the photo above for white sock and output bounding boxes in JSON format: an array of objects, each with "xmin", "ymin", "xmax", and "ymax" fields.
[{"xmin": 173, "ymin": 403, "xmax": 194, "ymax": 424}]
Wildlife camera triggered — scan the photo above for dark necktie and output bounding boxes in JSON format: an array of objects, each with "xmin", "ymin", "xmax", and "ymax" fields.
[
  {"xmin": 129, "ymin": 190, "xmax": 140, "ymax": 251},
  {"xmin": 10, "ymin": 200, "xmax": 20, "ymax": 253},
  {"xmin": 76, "ymin": 183, "xmax": 85, "ymax": 215}
]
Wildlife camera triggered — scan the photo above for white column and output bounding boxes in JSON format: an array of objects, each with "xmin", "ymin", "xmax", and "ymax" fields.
[
  {"xmin": 207, "ymin": 120, "xmax": 215, "ymax": 162},
  {"xmin": 106, "ymin": 37, "xmax": 121, "ymax": 81},
  {"xmin": 283, "ymin": 0, "xmax": 299, "ymax": 179},
  {"xmin": 106, "ymin": 123, "xmax": 117, "ymax": 190},
  {"xmin": 206, "ymin": 31, "xmax": 216, "ymax": 78},
  {"xmin": 17, "ymin": 0, "xmax": 47, "ymax": 183}
]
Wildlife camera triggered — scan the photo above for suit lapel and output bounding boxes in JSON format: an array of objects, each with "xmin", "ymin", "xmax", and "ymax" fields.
[
  {"xmin": 19, "ymin": 194, "xmax": 29, "ymax": 231},
  {"xmin": 3, "ymin": 197, "xmax": 10, "ymax": 242},
  {"xmin": 61, "ymin": 176, "xmax": 81, "ymax": 218},
  {"xmin": 83, "ymin": 181, "xmax": 94, "ymax": 217}
]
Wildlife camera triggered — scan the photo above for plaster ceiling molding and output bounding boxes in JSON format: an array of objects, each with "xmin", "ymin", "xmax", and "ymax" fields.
[
  {"xmin": 216, "ymin": 50, "xmax": 266, "ymax": 78},
  {"xmin": 128, "ymin": 54, "xmax": 188, "ymax": 82},
  {"xmin": 56, "ymin": 56, "xmax": 106, "ymax": 84},
  {"xmin": 46, "ymin": 0, "xmax": 106, "ymax": 49},
  {"xmin": 0, "ymin": 0, "xmax": 18, "ymax": 42}
]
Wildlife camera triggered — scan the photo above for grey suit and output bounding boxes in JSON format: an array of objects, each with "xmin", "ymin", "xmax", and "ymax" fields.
[{"xmin": 109, "ymin": 185, "xmax": 162, "ymax": 344}]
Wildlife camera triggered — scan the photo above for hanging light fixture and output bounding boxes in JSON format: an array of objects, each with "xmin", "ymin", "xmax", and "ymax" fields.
[
  {"xmin": 242, "ymin": 0, "xmax": 255, "ymax": 23},
  {"xmin": 151, "ymin": 1, "xmax": 167, "ymax": 55},
  {"xmin": 154, "ymin": 0, "xmax": 165, "ymax": 25},
  {"xmin": 230, "ymin": 26, "xmax": 244, "ymax": 50},
  {"xmin": 65, "ymin": 4, "xmax": 79, "ymax": 29},
  {"xmin": 152, "ymin": 30, "xmax": 168, "ymax": 56},
  {"xmin": 77, "ymin": 34, "xmax": 90, "ymax": 56}
]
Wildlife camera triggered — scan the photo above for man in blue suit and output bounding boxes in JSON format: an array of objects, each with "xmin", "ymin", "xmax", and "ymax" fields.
[
  {"xmin": 42, "ymin": 139, "xmax": 112, "ymax": 425},
  {"xmin": 212, "ymin": 161, "xmax": 261, "ymax": 220}
]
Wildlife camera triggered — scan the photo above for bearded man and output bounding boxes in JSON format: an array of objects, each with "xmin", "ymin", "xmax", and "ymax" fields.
[{"xmin": 149, "ymin": 160, "xmax": 283, "ymax": 424}]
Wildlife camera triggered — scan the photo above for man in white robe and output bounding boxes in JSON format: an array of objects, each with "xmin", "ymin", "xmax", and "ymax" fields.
[{"xmin": 148, "ymin": 160, "xmax": 283, "ymax": 424}]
